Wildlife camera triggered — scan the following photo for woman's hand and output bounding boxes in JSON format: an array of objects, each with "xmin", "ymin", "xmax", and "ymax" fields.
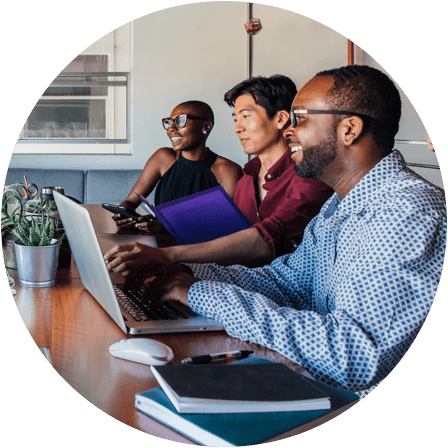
[
  {"xmin": 112, "ymin": 213, "xmax": 137, "ymax": 229},
  {"xmin": 111, "ymin": 213, "xmax": 165, "ymax": 233},
  {"xmin": 134, "ymin": 215, "xmax": 165, "ymax": 233}
]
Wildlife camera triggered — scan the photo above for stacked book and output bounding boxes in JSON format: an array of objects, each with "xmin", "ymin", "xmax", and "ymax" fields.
[{"xmin": 134, "ymin": 358, "xmax": 359, "ymax": 446}]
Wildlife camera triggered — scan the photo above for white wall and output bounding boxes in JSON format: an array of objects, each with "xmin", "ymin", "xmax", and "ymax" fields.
[
  {"xmin": 7, "ymin": 2, "xmax": 440, "ymax": 187},
  {"xmin": 251, "ymin": 4, "xmax": 347, "ymax": 85},
  {"xmin": 355, "ymin": 47, "xmax": 442, "ymax": 188},
  {"xmin": 131, "ymin": 2, "xmax": 248, "ymax": 169}
]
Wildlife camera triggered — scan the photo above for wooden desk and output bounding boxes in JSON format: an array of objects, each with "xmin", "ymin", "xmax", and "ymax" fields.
[{"xmin": 11, "ymin": 204, "xmax": 356, "ymax": 444}]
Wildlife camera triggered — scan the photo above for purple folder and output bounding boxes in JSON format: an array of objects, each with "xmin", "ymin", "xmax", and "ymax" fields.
[{"xmin": 137, "ymin": 187, "xmax": 251, "ymax": 245}]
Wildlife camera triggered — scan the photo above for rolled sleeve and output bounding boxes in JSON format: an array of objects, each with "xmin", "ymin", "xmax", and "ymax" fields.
[{"xmin": 234, "ymin": 150, "xmax": 332, "ymax": 256}]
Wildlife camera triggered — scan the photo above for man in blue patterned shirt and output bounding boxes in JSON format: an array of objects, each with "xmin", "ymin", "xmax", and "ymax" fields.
[{"xmin": 116, "ymin": 65, "xmax": 446, "ymax": 393}]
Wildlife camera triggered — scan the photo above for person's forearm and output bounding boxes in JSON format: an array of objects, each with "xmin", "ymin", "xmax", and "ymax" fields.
[
  {"xmin": 188, "ymin": 279, "xmax": 380, "ymax": 391},
  {"xmin": 119, "ymin": 199, "xmax": 138, "ymax": 210},
  {"xmin": 163, "ymin": 228, "xmax": 275, "ymax": 267}
]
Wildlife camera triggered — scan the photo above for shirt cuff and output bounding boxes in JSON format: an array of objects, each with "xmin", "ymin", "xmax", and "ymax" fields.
[
  {"xmin": 187, "ymin": 280, "xmax": 223, "ymax": 319},
  {"xmin": 251, "ymin": 220, "xmax": 286, "ymax": 255}
]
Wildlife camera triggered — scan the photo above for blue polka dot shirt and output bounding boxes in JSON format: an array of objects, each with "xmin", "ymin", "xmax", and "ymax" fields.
[{"xmin": 187, "ymin": 150, "xmax": 446, "ymax": 392}]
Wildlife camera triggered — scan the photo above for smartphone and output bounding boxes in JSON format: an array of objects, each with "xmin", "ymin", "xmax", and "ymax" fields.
[{"xmin": 102, "ymin": 203, "xmax": 142, "ymax": 221}]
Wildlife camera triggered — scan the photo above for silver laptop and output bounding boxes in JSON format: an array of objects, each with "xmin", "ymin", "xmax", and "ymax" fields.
[{"xmin": 53, "ymin": 191, "xmax": 224, "ymax": 335}]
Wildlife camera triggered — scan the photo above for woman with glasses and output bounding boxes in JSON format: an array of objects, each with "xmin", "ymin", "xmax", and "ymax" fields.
[{"xmin": 113, "ymin": 100, "xmax": 242, "ymax": 233}]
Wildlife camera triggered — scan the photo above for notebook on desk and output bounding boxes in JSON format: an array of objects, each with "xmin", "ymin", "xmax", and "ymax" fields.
[
  {"xmin": 53, "ymin": 191, "xmax": 224, "ymax": 335},
  {"xmin": 135, "ymin": 357, "xmax": 359, "ymax": 446}
]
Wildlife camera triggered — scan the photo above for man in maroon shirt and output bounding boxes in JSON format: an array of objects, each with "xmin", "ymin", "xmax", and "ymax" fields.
[
  {"xmin": 228, "ymin": 76, "xmax": 332, "ymax": 256},
  {"xmin": 104, "ymin": 75, "xmax": 332, "ymax": 270}
]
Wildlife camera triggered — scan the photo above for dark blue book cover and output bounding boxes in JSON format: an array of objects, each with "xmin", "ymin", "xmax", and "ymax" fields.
[{"xmin": 135, "ymin": 358, "xmax": 359, "ymax": 446}]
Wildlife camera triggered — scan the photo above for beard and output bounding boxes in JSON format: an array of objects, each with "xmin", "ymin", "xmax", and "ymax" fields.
[{"xmin": 294, "ymin": 131, "xmax": 337, "ymax": 180}]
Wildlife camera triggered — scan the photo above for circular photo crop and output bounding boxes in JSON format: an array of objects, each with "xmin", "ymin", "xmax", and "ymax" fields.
[{"xmin": 2, "ymin": 2, "xmax": 446, "ymax": 448}]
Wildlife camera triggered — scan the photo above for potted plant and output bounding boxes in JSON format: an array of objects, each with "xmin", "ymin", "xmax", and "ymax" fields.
[
  {"xmin": 2, "ymin": 185, "xmax": 65, "ymax": 287},
  {"xmin": 14, "ymin": 213, "xmax": 65, "ymax": 287}
]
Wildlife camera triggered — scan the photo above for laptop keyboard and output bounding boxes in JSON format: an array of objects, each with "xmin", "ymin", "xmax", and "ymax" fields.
[{"xmin": 113, "ymin": 284, "xmax": 188, "ymax": 322}]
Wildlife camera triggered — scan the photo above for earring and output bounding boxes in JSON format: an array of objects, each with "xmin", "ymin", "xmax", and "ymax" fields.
[{"xmin": 203, "ymin": 130, "xmax": 207, "ymax": 135}]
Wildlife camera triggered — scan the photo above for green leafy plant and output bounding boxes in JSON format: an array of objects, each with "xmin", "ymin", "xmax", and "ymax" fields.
[
  {"xmin": 15, "ymin": 213, "xmax": 65, "ymax": 247},
  {"xmin": 2, "ymin": 184, "xmax": 65, "ymax": 247},
  {"xmin": 26, "ymin": 197, "xmax": 58, "ymax": 215},
  {"xmin": 2, "ymin": 183, "xmax": 24, "ymax": 231}
]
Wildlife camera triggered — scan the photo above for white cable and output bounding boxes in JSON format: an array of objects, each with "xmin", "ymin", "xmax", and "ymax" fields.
[{"xmin": 6, "ymin": 269, "xmax": 16, "ymax": 295}]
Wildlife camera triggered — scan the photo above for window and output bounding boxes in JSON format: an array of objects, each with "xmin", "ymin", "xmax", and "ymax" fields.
[
  {"xmin": 15, "ymin": 23, "xmax": 131, "ymax": 154},
  {"xmin": 19, "ymin": 56, "xmax": 128, "ymax": 143}
]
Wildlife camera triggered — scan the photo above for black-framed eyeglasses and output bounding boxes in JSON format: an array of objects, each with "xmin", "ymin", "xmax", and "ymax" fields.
[
  {"xmin": 290, "ymin": 109, "xmax": 374, "ymax": 127},
  {"xmin": 161, "ymin": 114, "xmax": 208, "ymax": 130}
]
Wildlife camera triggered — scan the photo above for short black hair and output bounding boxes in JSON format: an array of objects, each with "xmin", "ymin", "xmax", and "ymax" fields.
[
  {"xmin": 176, "ymin": 100, "xmax": 214, "ymax": 124},
  {"xmin": 315, "ymin": 65, "xmax": 401, "ymax": 150},
  {"xmin": 224, "ymin": 75, "xmax": 297, "ymax": 119}
]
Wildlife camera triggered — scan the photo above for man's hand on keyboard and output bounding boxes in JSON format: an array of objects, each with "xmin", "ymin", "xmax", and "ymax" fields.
[
  {"xmin": 123, "ymin": 260, "xmax": 198, "ymax": 307},
  {"xmin": 123, "ymin": 259, "xmax": 191, "ymax": 290},
  {"xmin": 104, "ymin": 242, "xmax": 169, "ymax": 277},
  {"xmin": 145, "ymin": 272, "xmax": 199, "ymax": 308}
]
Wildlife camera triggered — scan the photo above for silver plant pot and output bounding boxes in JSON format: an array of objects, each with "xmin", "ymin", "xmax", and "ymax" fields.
[{"xmin": 14, "ymin": 241, "xmax": 61, "ymax": 287}]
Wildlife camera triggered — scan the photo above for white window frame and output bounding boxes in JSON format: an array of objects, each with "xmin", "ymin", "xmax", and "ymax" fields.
[{"xmin": 14, "ymin": 23, "xmax": 132, "ymax": 155}]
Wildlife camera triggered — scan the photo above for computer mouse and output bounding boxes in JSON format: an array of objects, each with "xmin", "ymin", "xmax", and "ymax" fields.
[{"xmin": 109, "ymin": 338, "xmax": 174, "ymax": 366}]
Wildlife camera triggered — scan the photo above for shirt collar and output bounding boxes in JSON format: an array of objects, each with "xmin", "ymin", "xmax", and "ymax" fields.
[
  {"xmin": 337, "ymin": 149, "xmax": 406, "ymax": 215},
  {"xmin": 243, "ymin": 149, "xmax": 294, "ymax": 179},
  {"xmin": 242, "ymin": 155, "xmax": 261, "ymax": 176}
]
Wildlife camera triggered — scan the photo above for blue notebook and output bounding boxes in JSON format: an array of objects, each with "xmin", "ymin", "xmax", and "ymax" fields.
[
  {"xmin": 134, "ymin": 358, "xmax": 359, "ymax": 446},
  {"xmin": 136, "ymin": 187, "xmax": 251, "ymax": 245}
]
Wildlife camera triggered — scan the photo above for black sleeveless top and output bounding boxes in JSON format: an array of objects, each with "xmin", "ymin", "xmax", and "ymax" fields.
[{"xmin": 154, "ymin": 149, "xmax": 220, "ymax": 205}]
